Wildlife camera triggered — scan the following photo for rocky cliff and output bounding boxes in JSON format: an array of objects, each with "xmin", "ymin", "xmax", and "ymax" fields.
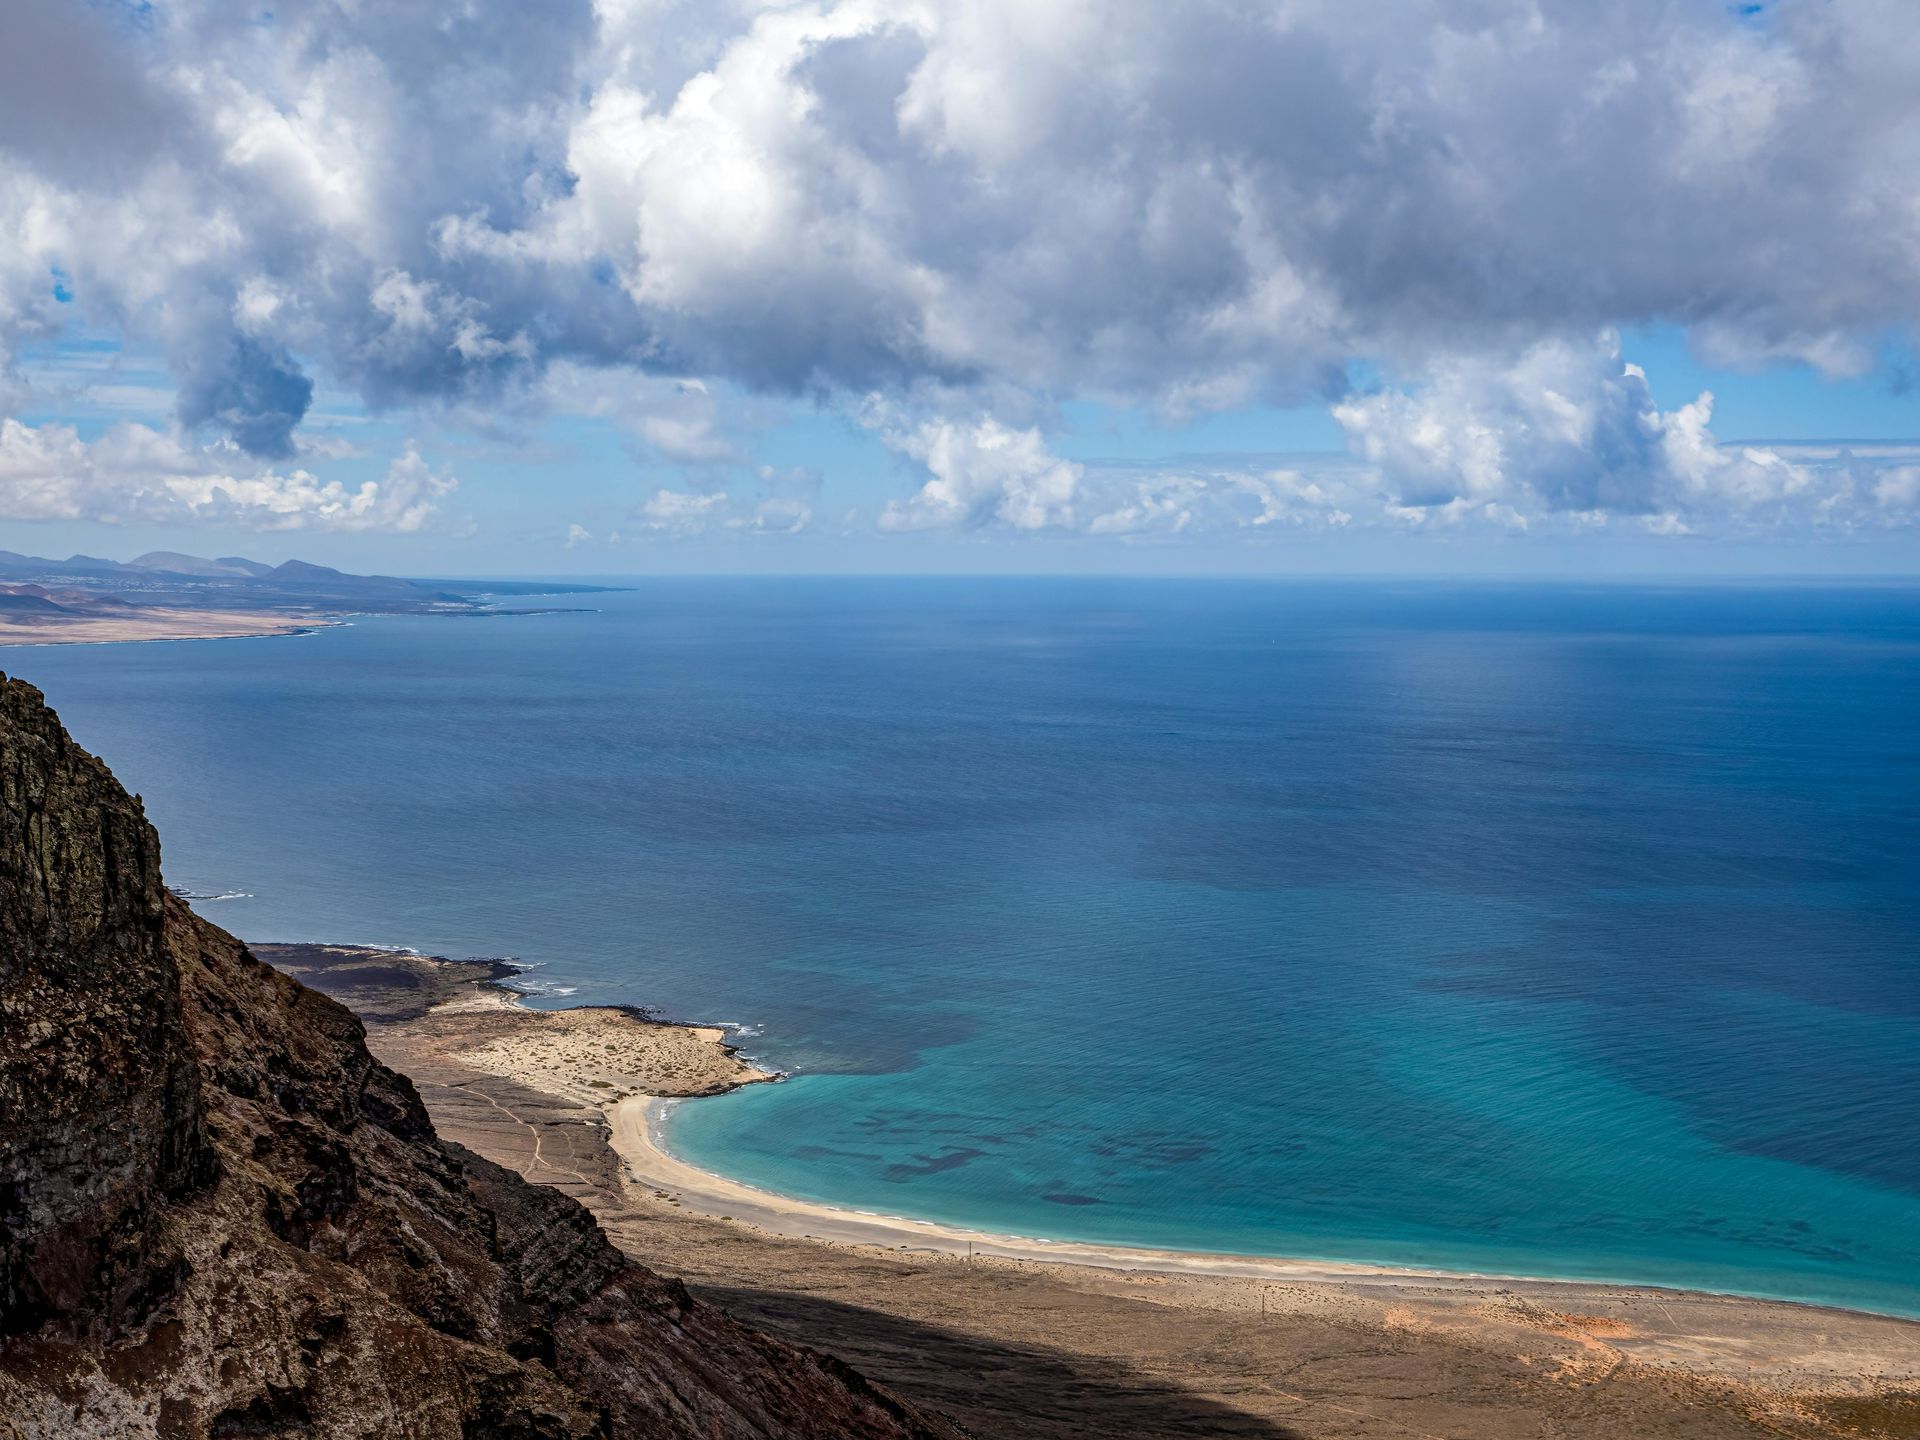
[{"xmin": 0, "ymin": 674, "xmax": 964, "ymax": 1440}]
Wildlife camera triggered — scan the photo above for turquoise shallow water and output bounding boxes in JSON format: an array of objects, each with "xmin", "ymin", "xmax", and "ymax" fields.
[{"xmin": 11, "ymin": 579, "xmax": 1920, "ymax": 1315}]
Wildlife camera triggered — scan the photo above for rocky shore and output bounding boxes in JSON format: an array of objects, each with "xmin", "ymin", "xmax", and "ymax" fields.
[{"xmin": 276, "ymin": 944, "xmax": 778, "ymax": 1106}]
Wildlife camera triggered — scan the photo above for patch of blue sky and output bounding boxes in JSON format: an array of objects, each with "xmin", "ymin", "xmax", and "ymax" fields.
[
  {"xmin": 704, "ymin": 398, "xmax": 899, "ymax": 516},
  {"xmin": 95, "ymin": 0, "xmax": 158, "ymax": 34},
  {"xmin": 1619, "ymin": 325, "xmax": 1920, "ymax": 443},
  {"xmin": 13, "ymin": 332, "xmax": 174, "ymax": 438},
  {"xmin": 457, "ymin": 415, "xmax": 641, "ymax": 527},
  {"xmin": 14, "ymin": 312, "xmax": 1920, "ymax": 579}
]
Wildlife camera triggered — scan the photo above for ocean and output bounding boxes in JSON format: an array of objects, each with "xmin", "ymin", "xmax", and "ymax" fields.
[{"xmin": 12, "ymin": 578, "xmax": 1920, "ymax": 1315}]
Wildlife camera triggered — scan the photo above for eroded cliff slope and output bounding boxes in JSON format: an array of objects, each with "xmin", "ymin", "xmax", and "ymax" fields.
[{"xmin": 0, "ymin": 674, "xmax": 963, "ymax": 1440}]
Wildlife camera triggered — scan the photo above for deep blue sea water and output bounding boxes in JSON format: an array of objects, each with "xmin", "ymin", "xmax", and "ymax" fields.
[{"xmin": 10, "ymin": 579, "xmax": 1920, "ymax": 1315}]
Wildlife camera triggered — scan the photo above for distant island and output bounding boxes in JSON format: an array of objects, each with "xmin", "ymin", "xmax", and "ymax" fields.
[{"xmin": 0, "ymin": 549, "xmax": 618, "ymax": 646}]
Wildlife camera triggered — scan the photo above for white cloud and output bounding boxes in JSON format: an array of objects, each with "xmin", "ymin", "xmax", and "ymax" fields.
[
  {"xmin": 1067, "ymin": 461, "xmax": 1367, "ymax": 539},
  {"xmin": 5, "ymin": 1, "xmax": 1920, "ymax": 546},
  {"xmin": 6, "ymin": 4, "xmax": 1920, "ymax": 434},
  {"xmin": 878, "ymin": 336, "xmax": 1920, "ymax": 540},
  {"xmin": 1233, "ymin": 470, "xmax": 1355, "ymax": 530},
  {"xmin": 1875, "ymin": 468, "xmax": 1920, "ymax": 511},
  {"xmin": 873, "ymin": 412, "xmax": 1082, "ymax": 532},
  {"xmin": 1086, "ymin": 477, "xmax": 1202, "ymax": 537},
  {"xmin": 639, "ymin": 487, "xmax": 729, "ymax": 532},
  {"xmin": 0, "ymin": 420, "xmax": 456, "ymax": 532},
  {"xmin": 1331, "ymin": 334, "xmax": 1828, "ymax": 528}
]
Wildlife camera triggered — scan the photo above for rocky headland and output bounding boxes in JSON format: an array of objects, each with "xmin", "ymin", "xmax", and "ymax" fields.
[{"xmin": 0, "ymin": 673, "xmax": 963, "ymax": 1439}]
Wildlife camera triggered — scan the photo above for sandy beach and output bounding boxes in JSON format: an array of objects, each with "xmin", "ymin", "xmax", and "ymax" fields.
[
  {"xmin": 612, "ymin": 1094, "xmax": 1597, "ymax": 1285},
  {"xmin": 281, "ymin": 942, "xmax": 1920, "ymax": 1440},
  {"xmin": 0, "ymin": 608, "xmax": 327, "ymax": 646}
]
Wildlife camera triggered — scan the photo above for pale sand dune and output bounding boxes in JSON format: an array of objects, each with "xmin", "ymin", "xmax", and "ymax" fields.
[{"xmin": 0, "ymin": 608, "xmax": 326, "ymax": 646}]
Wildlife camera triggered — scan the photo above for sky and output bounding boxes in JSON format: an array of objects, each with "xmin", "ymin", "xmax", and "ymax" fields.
[{"xmin": 3, "ymin": 0, "xmax": 1920, "ymax": 577}]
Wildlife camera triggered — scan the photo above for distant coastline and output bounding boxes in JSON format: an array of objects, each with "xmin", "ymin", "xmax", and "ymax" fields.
[
  {"xmin": 0, "ymin": 610, "xmax": 330, "ymax": 647},
  {"xmin": 0, "ymin": 547, "xmax": 620, "ymax": 646}
]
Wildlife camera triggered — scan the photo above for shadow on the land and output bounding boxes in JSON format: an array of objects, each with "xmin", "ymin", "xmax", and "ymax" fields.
[{"xmin": 697, "ymin": 1282, "xmax": 1305, "ymax": 1440}]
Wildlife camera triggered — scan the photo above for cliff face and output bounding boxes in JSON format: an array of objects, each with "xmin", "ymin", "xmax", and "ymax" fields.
[
  {"xmin": 0, "ymin": 675, "xmax": 962, "ymax": 1440},
  {"xmin": 0, "ymin": 675, "xmax": 210, "ymax": 1338}
]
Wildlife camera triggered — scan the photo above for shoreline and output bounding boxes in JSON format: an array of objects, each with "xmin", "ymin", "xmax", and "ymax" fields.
[
  {"xmin": 287, "ymin": 940, "xmax": 1920, "ymax": 1326},
  {"xmin": 622, "ymin": 1094, "xmax": 1920, "ymax": 1325},
  {"xmin": 623, "ymin": 1092, "xmax": 1540, "ymax": 1282},
  {"xmin": 269, "ymin": 939, "xmax": 1920, "ymax": 1431}
]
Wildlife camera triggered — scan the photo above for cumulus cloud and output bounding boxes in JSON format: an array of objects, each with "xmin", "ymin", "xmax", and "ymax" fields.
[
  {"xmin": 969, "ymin": 334, "xmax": 1920, "ymax": 540},
  {"xmin": 5, "ymin": 1, "xmax": 1920, "ymax": 537},
  {"xmin": 0, "ymin": 420, "xmax": 457, "ymax": 532},
  {"xmin": 174, "ymin": 335, "xmax": 315, "ymax": 460},
  {"xmin": 1331, "ymin": 334, "xmax": 1831, "ymax": 529},
  {"xmin": 1876, "ymin": 468, "xmax": 1920, "ymax": 510},
  {"xmin": 873, "ymin": 412, "xmax": 1083, "ymax": 531}
]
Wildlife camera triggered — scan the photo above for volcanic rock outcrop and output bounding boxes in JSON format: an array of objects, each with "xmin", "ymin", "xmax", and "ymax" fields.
[{"xmin": 0, "ymin": 674, "xmax": 964, "ymax": 1439}]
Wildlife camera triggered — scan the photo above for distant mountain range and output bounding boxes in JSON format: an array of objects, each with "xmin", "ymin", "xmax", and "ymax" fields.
[
  {"xmin": 0, "ymin": 551, "xmax": 616, "ymax": 643},
  {"xmin": 0, "ymin": 548, "xmax": 447, "ymax": 595},
  {"xmin": 0, "ymin": 549, "xmax": 612, "ymax": 610},
  {"xmin": 123, "ymin": 551, "xmax": 279, "ymax": 578}
]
